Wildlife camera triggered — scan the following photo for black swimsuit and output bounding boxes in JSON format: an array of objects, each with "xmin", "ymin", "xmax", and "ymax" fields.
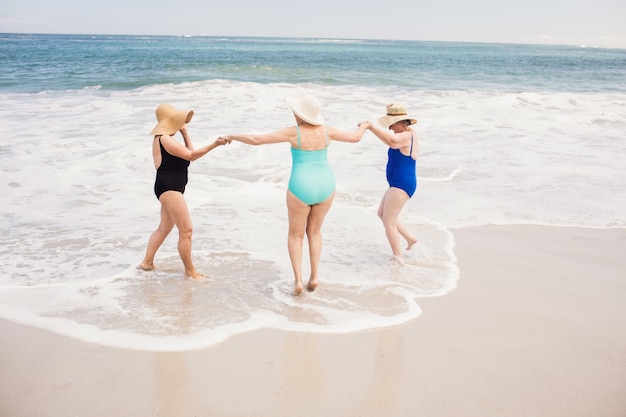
[{"xmin": 154, "ymin": 137, "xmax": 190, "ymax": 199}]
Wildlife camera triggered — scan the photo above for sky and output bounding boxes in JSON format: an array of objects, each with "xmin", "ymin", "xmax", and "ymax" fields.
[{"xmin": 1, "ymin": 0, "xmax": 625, "ymax": 47}]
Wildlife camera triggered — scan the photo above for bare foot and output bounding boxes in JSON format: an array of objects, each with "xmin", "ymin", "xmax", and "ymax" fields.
[
  {"xmin": 186, "ymin": 270, "xmax": 206, "ymax": 280},
  {"xmin": 293, "ymin": 281, "xmax": 304, "ymax": 296},
  {"xmin": 188, "ymin": 275, "xmax": 209, "ymax": 283},
  {"xmin": 406, "ymin": 238, "xmax": 418, "ymax": 250},
  {"xmin": 306, "ymin": 279, "xmax": 318, "ymax": 292},
  {"xmin": 392, "ymin": 255, "xmax": 405, "ymax": 265},
  {"xmin": 139, "ymin": 261, "xmax": 154, "ymax": 271}
]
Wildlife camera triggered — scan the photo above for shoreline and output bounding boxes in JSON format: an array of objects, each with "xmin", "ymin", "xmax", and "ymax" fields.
[{"xmin": 1, "ymin": 224, "xmax": 625, "ymax": 417}]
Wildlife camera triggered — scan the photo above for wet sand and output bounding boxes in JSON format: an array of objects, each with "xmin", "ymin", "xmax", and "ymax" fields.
[{"xmin": 1, "ymin": 225, "xmax": 625, "ymax": 417}]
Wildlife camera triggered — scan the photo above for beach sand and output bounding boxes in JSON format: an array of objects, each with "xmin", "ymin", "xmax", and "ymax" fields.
[{"xmin": 1, "ymin": 225, "xmax": 625, "ymax": 417}]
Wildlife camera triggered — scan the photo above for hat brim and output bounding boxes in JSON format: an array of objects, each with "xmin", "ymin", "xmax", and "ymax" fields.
[
  {"xmin": 149, "ymin": 110, "xmax": 194, "ymax": 135},
  {"xmin": 286, "ymin": 96, "xmax": 324, "ymax": 126},
  {"xmin": 378, "ymin": 115, "xmax": 417, "ymax": 129}
]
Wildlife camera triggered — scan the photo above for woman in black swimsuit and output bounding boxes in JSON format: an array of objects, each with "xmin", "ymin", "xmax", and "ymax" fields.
[{"xmin": 140, "ymin": 104, "xmax": 230, "ymax": 279}]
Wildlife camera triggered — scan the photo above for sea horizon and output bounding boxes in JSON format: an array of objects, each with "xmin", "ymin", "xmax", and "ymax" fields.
[{"xmin": 3, "ymin": 30, "xmax": 626, "ymax": 50}]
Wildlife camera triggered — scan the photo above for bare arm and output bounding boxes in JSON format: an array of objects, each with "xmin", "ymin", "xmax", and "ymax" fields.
[
  {"xmin": 219, "ymin": 127, "xmax": 295, "ymax": 146},
  {"xmin": 365, "ymin": 122, "xmax": 411, "ymax": 149},
  {"xmin": 326, "ymin": 123, "xmax": 369, "ymax": 143},
  {"xmin": 180, "ymin": 125, "xmax": 194, "ymax": 151},
  {"xmin": 159, "ymin": 132, "xmax": 229, "ymax": 162}
]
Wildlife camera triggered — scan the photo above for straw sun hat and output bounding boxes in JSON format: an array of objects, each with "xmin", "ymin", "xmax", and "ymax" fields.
[
  {"xmin": 149, "ymin": 103, "xmax": 194, "ymax": 135},
  {"xmin": 378, "ymin": 103, "xmax": 417, "ymax": 128},
  {"xmin": 286, "ymin": 94, "xmax": 325, "ymax": 126}
]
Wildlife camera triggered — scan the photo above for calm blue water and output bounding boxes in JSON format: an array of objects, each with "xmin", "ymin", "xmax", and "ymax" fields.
[
  {"xmin": 1, "ymin": 33, "xmax": 625, "ymax": 351},
  {"xmin": 1, "ymin": 33, "xmax": 625, "ymax": 94}
]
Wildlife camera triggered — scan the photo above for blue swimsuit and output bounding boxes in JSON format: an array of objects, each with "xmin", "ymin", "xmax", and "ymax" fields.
[
  {"xmin": 386, "ymin": 134, "xmax": 417, "ymax": 198},
  {"xmin": 288, "ymin": 126, "xmax": 336, "ymax": 205}
]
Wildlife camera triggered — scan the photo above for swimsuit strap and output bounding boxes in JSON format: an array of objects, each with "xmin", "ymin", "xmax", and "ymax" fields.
[
  {"xmin": 296, "ymin": 125, "xmax": 302, "ymax": 149},
  {"xmin": 295, "ymin": 125, "xmax": 329, "ymax": 149}
]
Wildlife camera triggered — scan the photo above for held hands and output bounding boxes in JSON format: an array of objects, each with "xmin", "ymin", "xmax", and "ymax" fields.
[{"xmin": 215, "ymin": 136, "xmax": 232, "ymax": 146}]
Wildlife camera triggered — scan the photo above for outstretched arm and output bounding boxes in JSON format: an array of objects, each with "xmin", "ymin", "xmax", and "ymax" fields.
[
  {"xmin": 326, "ymin": 122, "xmax": 369, "ymax": 143},
  {"xmin": 159, "ymin": 130, "xmax": 230, "ymax": 162},
  {"xmin": 219, "ymin": 127, "xmax": 294, "ymax": 146},
  {"xmin": 365, "ymin": 122, "xmax": 410, "ymax": 149}
]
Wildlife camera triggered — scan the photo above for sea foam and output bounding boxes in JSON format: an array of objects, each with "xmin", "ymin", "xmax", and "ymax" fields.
[{"xmin": 0, "ymin": 79, "xmax": 624, "ymax": 350}]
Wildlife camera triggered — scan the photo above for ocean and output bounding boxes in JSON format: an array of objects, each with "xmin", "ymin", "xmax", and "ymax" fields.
[{"xmin": 1, "ymin": 33, "xmax": 624, "ymax": 351}]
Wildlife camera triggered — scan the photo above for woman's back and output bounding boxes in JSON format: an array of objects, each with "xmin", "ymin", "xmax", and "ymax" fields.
[{"xmin": 288, "ymin": 125, "xmax": 334, "ymax": 205}]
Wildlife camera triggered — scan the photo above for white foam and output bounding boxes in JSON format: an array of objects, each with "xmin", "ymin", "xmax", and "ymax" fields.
[{"xmin": 0, "ymin": 80, "xmax": 624, "ymax": 350}]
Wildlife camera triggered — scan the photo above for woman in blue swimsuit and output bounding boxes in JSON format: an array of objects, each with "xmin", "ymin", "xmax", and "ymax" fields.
[
  {"xmin": 140, "ymin": 104, "xmax": 230, "ymax": 279},
  {"xmin": 363, "ymin": 103, "xmax": 419, "ymax": 264},
  {"xmin": 220, "ymin": 94, "xmax": 368, "ymax": 295}
]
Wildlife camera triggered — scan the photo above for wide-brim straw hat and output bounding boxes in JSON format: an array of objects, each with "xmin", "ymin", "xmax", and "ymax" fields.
[
  {"xmin": 149, "ymin": 103, "xmax": 194, "ymax": 135},
  {"xmin": 378, "ymin": 103, "xmax": 417, "ymax": 128},
  {"xmin": 286, "ymin": 94, "xmax": 324, "ymax": 126}
]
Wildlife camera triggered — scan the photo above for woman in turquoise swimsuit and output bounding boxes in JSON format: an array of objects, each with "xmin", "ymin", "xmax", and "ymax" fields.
[
  {"xmin": 220, "ymin": 94, "xmax": 368, "ymax": 295},
  {"xmin": 363, "ymin": 103, "xmax": 419, "ymax": 264}
]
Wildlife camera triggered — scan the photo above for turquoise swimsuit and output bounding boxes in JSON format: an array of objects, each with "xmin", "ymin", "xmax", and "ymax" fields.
[{"xmin": 288, "ymin": 126, "xmax": 336, "ymax": 205}]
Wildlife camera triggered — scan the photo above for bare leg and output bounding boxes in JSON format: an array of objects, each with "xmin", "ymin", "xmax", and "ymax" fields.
[
  {"xmin": 140, "ymin": 204, "xmax": 174, "ymax": 271},
  {"xmin": 378, "ymin": 189, "xmax": 417, "ymax": 250},
  {"xmin": 286, "ymin": 191, "xmax": 311, "ymax": 295},
  {"xmin": 377, "ymin": 187, "xmax": 411, "ymax": 261},
  {"xmin": 305, "ymin": 192, "xmax": 335, "ymax": 292},
  {"xmin": 156, "ymin": 191, "xmax": 203, "ymax": 279},
  {"xmin": 398, "ymin": 222, "xmax": 418, "ymax": 250}
]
